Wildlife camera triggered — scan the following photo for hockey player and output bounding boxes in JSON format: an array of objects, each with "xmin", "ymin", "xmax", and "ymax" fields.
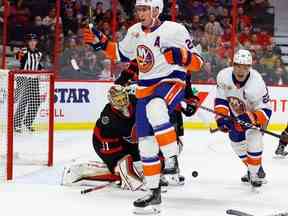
[
  {"xmin": 214, "ymin": 49, "xmax": 272, "ymax": 188},
  {"xmin": 83, "ymin": 0, "xmax": 203, "ymax": 214},
  {"xmin": 275, "ymin": 124, "xmax": 288, "ymax": 156},
  {"xmin": 62, "ymin": 85, "xmax": 143, "ymax": 191},
  {"xmin": 116, "ymin": 60, "xmax": 200, "ymax": 186}
]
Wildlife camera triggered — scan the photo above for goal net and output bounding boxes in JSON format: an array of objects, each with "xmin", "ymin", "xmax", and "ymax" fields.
[{"xmin": 0, "ymin": 69, "xmax": 54, "ymax": 180}]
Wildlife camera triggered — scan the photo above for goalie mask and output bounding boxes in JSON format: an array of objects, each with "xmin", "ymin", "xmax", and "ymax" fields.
[{"xmin": 107, "ymin": 85, "xmax": 129, "ymax": 110}]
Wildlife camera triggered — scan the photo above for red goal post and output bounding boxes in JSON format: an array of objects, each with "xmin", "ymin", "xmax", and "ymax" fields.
[{"xmin": 0, "ymin": 69, "xmax": 55, "ymax": 180}]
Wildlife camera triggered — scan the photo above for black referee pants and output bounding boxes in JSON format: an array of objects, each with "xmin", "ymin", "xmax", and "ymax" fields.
[{"xmin": 14, "ymin": 77, "xmax": 41, "ymax": 129}]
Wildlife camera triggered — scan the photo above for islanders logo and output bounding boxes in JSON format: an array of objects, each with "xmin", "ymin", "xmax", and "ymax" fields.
[{"xmin": 136, "ymin": 45, "xmax": 154, "ymax": 73}]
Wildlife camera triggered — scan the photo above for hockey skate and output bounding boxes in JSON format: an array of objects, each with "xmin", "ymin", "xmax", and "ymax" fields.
[
  {"xmin": 163, "ymin": 155, "xmax": 185, "ymax": 186},
  {"xmin": 275, "ymin": 143, "xmax": 288, "ymax": 157},
  {"xmin": 241, "ymin": 166, "xmax": 266, "ymax": 186},
  {"xmin": 25, "ymin": 125, "xmax": 35, "ymax": 132},
  {"xmin": 250, "ymin": 173, "xmax": 263, "ymax": 188},
  {"xmin": 133, "ymin": 187, "xmax": 161, "ymax": 215},
  {"xmin": 14, "ymin": 126, "xmax": 22, "ymax": 133}
]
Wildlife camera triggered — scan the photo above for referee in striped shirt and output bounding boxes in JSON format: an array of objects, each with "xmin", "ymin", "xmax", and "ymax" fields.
[{"xmin": 14, "ymin": 33, "xmax": 43, "ymax": 133}]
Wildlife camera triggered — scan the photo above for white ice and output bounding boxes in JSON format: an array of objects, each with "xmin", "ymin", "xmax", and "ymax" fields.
[{"xmin": 1, "ymin": 130, "xmax": 288, "ymax": 216}]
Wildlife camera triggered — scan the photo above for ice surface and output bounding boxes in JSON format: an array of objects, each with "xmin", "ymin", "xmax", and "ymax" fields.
[{"xmin": 1, "ymin": 130, "xmax": 288, "ymax": 216}]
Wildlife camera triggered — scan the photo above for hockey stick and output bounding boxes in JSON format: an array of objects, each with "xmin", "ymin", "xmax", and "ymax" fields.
[
  {"xmin": 80, "ymin": 182, "xmax": 114, "ymax": 194},
  {"xmin": 209, "ymin": 127, "xmax": 219, "ymax": 133},
  {"xmin": 198, "ymin": 105, "xmax": 281, "ymax": 139},
  {"xmin": 226, "ymin": 209, "xmax": 288, "ymax": 216}
]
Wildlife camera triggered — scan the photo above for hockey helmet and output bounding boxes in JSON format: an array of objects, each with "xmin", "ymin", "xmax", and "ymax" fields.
[
  {"xmin": 107, "ymin": 85, "xmax": 129, "ymax": 110},
  {"xmin": 233, "ymin": 49, "xmax": 252, "ymax": 65},
  {"xmin": 25, "ymin": 33, "xmax": 38, "ymax": 41},
  {"xmin": 135, "ymin": 0, "xmax": 164, "ymax": 14}
]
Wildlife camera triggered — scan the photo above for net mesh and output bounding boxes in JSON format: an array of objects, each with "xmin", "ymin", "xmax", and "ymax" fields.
[{"xmin": 0, "ymin": 70, "xmax": 53, "ymax": 180}]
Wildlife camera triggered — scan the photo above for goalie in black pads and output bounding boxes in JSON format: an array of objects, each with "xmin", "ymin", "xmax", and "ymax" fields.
[{"xmin": 61, "ymin": 85, "xmax": 143, "ymax": 191}]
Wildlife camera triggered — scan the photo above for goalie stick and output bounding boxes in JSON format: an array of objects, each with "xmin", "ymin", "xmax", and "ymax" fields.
[
  {"xmin": 226, "ymin": 209, "xmax": 288, "ymax": 216},
  {"xmin": 80, "ymin": 182, "xmax": 115, "ymax": 194},
  {"xmin": 198, "ymin": 105, "xmax": 281, "ymax": 139}
]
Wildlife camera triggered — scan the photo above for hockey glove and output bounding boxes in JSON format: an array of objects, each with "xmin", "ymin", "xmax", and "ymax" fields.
[
  {"xmin": 82, "ymin": 26, "xmax": 108, "ymax": 51},
  {"xmin": 237, "ymin": 111, "xmax": 258, "ymax": 130},
  {"xmin": 163, "ymin": 47, "xmax": 192, "ymax": 67},
  {"xmin": 216, "ymin": 117, "xmax": 233, "ymax": 133},
  {"xmin": 181, "ymin": 96, "xmax": 200, "ymax": 117},
  {"xmin": 163, "ymin": 47, "xmax": 203, "ymax": 72}
]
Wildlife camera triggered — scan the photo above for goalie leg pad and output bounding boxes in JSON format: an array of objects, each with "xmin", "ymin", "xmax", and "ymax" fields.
[
  {"xmin": 61, "ymin": 161, "xmax": 117, "ymax": 186},
  {"xmin": 116, "ymin": 155, "xmax": 144, "ymax": 191}
]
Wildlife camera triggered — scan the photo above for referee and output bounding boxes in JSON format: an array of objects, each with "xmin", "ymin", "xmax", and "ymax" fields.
[{"xmin": 14, "ymin": 33, "xmax": 43, "ymax": 133}]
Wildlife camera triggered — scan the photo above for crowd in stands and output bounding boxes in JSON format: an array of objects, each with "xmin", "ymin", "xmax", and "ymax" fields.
[{"xmin": 1, "ymin": 0, "xmax": 288, "ymax": 85}]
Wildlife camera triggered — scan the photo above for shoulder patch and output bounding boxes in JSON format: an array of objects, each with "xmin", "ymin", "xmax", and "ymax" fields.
[{"xmin": 101, "ymin": 116, "xmax": 110, "ymax": 125}]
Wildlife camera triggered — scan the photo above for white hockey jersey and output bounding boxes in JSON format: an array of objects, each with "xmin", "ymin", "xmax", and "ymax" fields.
[
  {"xmin": 215, "ymin": 66, "xmax": 272, "ymax": 125},
  {"xmin": 116, "ymin": 21, "xmax": 195, "ymax": 80}
]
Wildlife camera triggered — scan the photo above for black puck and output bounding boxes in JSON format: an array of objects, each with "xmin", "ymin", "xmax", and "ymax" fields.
[{"xmin": 192, "ymin": 171, "xmax": 198, "ymax": 177}]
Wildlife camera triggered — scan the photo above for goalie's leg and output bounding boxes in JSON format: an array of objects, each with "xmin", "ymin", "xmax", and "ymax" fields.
[{"xmin": 61, "ymin": 161, "xmax": 119, "ymax": 186}]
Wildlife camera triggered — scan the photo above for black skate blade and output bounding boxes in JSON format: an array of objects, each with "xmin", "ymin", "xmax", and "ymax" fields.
[
  {"xmin": 273, "ymin": 154, "xmax": 288, "ymax": 159},
  {"xmin": 133, "ymin": 205, "xmax": 161, "ymax": 215},
  {"xmin": 226, "ymin": 209, "xmax": 254, "ymax": 216}
]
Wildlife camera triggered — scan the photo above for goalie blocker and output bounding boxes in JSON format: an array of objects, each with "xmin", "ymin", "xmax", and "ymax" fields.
[{"xmin": 62, "ymin": 85, "xmax": 143, "ymax": 191}]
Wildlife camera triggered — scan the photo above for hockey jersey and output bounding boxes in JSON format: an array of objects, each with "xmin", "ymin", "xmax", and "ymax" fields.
[
  {"xmin": 104, "ymin": 21, "xmax": 203, "ymax": 98},
  {"xmin": 215, "ymin": 66, "xmax": 272, "ymax": 126}
]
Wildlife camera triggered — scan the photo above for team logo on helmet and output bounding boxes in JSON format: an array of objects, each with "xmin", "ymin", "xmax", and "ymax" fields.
[{"xmin": 136, "ymin": 45, "xmax": 154, "ymax": 73}]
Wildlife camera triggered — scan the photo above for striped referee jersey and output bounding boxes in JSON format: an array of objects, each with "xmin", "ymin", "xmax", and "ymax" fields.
[{"xmin": 16, "ymin": 47, "xmax": 43, "ymax": 70}]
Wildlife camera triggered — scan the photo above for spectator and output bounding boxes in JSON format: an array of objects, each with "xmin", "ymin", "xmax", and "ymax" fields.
[
  {"xmin": 187, "ymin": 15, "xmax": 205, "ymax": 44},
  {"xmin": 62, "ymin": 7, "xmax": 78, "ymax": 36},
  {"xmin": 206, "ymin": 1, "xmax": 222, "ymax": 17},
  {"xmin": 250, "ymin": 33, "xmax": 262, "ymax": 53},
  {"xmin": 98, "ymin": 59, "xmax": 112, "ymax": 80},
  {"xmin": 259, "ymin": 45, "xmax": 280, "ymax": 71},
  {"xmin": 27, "ymin": 16, "xmax": 50, "ymax": 40},
  {"xmin": 9, "ymin": 0, "xmax": 31, "ymax": 44},
  {"xmin": 256, "ymin": 29, "xmax": 272, "ymax": 47},
  {"xmin": 94, "ymin": 1, "xmax": 105, "ymax": 23},
  {"xmin": 239, "ymin": 26, "xmax": 252, "ymax": 45},
  {"xmin": 221, "ymin": 27, "xmax": 232, "ymax": 46},
  {"xmin": 205, "ymin": 13, "xmax": 223, "ymax": 37},
  {"xmin": 270, "ymin": 59, "xmax": 288, "ymax": 85},
  {"xmin": 183, "ymin": 0, "xmax": 206, "ymax": 19},
  {"xmin": 238, "ymin": 6, "xmax": 252, "ymax": 28},
  {"xmin": 43, "ymin": 8, "xmax": 62, "ymax": 32}
]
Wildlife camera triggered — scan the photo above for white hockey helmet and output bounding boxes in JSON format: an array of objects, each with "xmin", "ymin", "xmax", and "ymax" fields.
[
  {"xmin": 135, "ymin": 0, "xmax": 164, "ymax": 14},
  {"xmin": 233, "ymin": 49, "xmax": 253, "ymax": 65}
]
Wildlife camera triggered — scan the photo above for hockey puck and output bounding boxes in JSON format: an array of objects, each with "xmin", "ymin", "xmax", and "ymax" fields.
[{"xmin": 192, "ymin": 171, "xmax": 198, "ymax": 178}]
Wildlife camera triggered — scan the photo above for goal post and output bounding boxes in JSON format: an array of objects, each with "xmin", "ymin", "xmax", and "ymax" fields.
[{"xmin": 0, "ymin": 69, "xmax": 55, "ymax": 180}]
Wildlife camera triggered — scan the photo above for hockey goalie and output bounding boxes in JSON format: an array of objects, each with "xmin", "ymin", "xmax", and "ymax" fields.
[{"xmin": 61, "ymin": 85, "xmax": 143, "ymax": 191}]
